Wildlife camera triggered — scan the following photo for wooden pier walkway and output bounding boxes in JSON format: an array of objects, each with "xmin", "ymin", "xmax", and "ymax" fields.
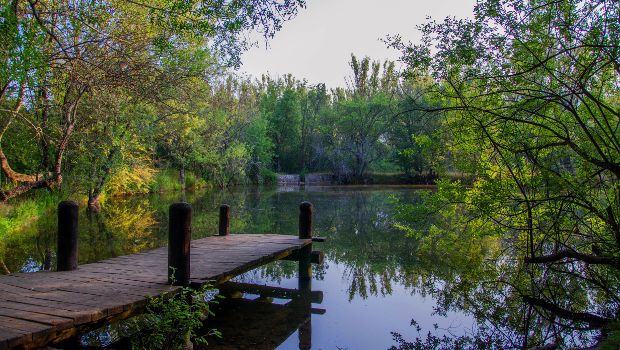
[{"xmin": 0, "ymin": 234, "xmax": 312, "ymax": 349}]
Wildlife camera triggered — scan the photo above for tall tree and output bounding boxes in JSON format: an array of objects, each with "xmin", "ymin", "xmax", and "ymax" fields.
[
  {"xmin": 0, "ymin": 0, "xmax": 305, "ymax": 201},
  {"xmin": 329, "ymin": 55, "xmax": 397, "ymax": 179},
  {"xmin": 389, "ymin": 0, "xmax": 620, "ymax": 345}
]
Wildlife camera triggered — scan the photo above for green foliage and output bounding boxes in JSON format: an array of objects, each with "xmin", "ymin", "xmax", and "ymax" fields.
[
  {"xmin": 0, "ymin": 0, "xmax": 305, "ymax": 201},
  {"xmin": 149, "ymin": 169, "xmax": 209, "ymax": 193},
  {"xmin": 244, "ymin": 113, "xmax": 274, "ymax": 182},
  {"xmin": 210, "ymin": 142, "xmax": 251, "ymax": 188},
  {"xmin": 130, "ymin": 285, "xmax": 222, "ymax": 350},
  {"xmin": 259, "ymin": 168, "xmax": 278, "ymax": 184},
  {"xmin": 389, "ymin": 0, "xmax": 620, "ymax": 347},
  {"xmin": 0, "ymin": 191, "xmax": 60, "ymax": 241},
  {"xmin": 268, "ymin": 88, "xmax": 302, "ymax": 172},
  {"xmin": 105, "ymin": 166, "xmax": 157, "ymax": 196}
]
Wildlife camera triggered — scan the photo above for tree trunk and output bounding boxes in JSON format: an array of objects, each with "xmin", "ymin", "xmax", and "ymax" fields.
[
  {"xmin": 40, "ymin": 85, "xmax": 50, "ymax": 172},
  {"xmin": 179, "ymin": 165, "xmax": 186, "ymax": 190},
  {"xmin": 87, "ymin": 148, "xmax": 118, "ymax": 213},
  {"xmin": 355, "ymin": 153, "xmax": 366, "ymax": 178},
  {"xmin": 88, "ymin": 190, "xmax": 101, "ymax": 213}
]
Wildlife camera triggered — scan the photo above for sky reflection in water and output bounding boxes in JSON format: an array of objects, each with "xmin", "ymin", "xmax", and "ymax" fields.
[{"xmin": 2, "ymin": 185, "xmax": 473, "ymax": 349}]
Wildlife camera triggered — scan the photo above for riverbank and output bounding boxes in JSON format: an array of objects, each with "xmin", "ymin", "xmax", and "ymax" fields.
[{"xmin": 277, "ymin": 172, "xmax": 471, "ymax": 186}]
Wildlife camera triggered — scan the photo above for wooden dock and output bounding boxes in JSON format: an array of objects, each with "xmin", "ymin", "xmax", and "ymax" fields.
[{"xmin": 0, "ymin": 234, "xmax": 312, "ymax": 349}]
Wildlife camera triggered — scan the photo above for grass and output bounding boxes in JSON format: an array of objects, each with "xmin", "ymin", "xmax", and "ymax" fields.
[
  {"xmin": 0, "ymin": 191, "xmax": 61, "ymax": 241},
  {"xmin": 149, "ymin": 169, "xmax": 210, "ymax": 193}
]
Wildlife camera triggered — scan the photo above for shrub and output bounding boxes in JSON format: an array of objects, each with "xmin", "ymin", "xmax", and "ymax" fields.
[{"xmin": 130, "ymin": 285, "xmax": 222, "ymax": 350}]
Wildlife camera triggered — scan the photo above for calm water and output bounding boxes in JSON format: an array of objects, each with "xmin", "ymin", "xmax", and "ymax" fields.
[{"xmin": 2, "ymin": 185, "xmax": 609, "ymax": 348}]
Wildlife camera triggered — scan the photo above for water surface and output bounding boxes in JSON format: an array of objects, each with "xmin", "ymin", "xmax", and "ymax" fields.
[
  {"xmin": 2, "ymin": 186, "xmax": 471, "ymax": 348},
  {"xmin": 5, "ymin": 185, "xmax": 607, "ymax": 349}
]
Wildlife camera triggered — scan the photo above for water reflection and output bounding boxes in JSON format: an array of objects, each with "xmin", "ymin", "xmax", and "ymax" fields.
[
  {"xmin": 2, "ymin": 185, "xmax": 615, "ymax": 349},
  {"xmin": 201, "ymin": 282, "xmax": 318, "ymax": 350}
]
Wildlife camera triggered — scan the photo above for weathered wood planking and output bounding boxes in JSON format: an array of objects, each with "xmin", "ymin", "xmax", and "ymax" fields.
[{"xmin": 0, "ymin": 234, "xmax": 310, "ymax": 350}]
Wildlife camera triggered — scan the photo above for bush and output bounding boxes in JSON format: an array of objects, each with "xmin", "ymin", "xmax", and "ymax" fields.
[
  {"xmin": 150, "ymin": 169, "xmax": 183, "ymax": 193},
  {"xmin": 105, "ymin": 165, "xmax": 157, "ymax": 196},
  {"xmin": 150, "ymin": 169, "xmax": 210, "ymax": 193},
  {"xmin": 130, "ymin": 285, "xmax": 222, "ymax": 350},
  {"xmin": 184, "ymin": 172, "xmax": 209, "ymax": 191},
  {"xmin": 259, "ymin": 168, "xmax": 278, "ymax": 184}
]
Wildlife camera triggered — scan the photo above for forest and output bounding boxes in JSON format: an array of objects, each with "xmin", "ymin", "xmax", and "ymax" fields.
[
  {"xmin": 1, "ymin": 0, "xmax": 619, "ymax": 348},
  {"xmin": 0, "ymin": 0, "xmax": 443, "ymax": 212}
]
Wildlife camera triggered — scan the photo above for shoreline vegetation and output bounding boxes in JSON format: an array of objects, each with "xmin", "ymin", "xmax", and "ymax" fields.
[
  {"xmin": 1, "ymin": 0, "xmax": 618, "ymax": 347},
  {"xmin": 0, "ymin": 170, "xmax": 445, "ymax": 244}
]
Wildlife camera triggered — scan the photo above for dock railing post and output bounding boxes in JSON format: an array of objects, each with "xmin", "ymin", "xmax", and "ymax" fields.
[
  {"xmin": 219, "ymin": 204, "xmax": 230, "ymax": 236},
  {"xmin": 168, "ymin": 202, "xmax": 192, "ymax": 286},
  {"xmin": 298, "ymin": 201, "xmax": 313, "ymax": 290},
  {"xmin": 57, "ymin": 200, "xmax": 79, "ymax": 271},
  {"xmin": 298, "ymin": 201, "xmax": 313, "ymax": 350}
]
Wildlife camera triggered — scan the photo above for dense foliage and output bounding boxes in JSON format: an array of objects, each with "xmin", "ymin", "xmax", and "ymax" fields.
[
  {"xmin": 2, "ymin": 0, "xmax": 619, "ymax": 347},
  {"xmin": 0, "ymin": 0, "xmax": 441, "ymax": 209},
  {"xmin": 390, "ymin": 0, "xmax": 620, "ymax": 348}
]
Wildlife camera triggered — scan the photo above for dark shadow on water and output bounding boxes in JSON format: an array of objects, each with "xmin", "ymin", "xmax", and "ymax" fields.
[{"xmin": 199, "ymin": 282, "xmax": 320, "ymax": 350}]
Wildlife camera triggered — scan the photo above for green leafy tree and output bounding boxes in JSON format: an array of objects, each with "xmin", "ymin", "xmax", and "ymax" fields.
[
  {"xmin": 389, "ymin": 0, "xmax": 620, "ymax": 346},
  {"xmin": 0, "ymin": 0, "xmax": 305, "ymax": 201},
  {"xmin": 269, "ymin": 88, "xmax": 302, "ymax": 172},
  {"xmin": 327, "ymin": 55, "xmax": 397, "ymax": 179}
]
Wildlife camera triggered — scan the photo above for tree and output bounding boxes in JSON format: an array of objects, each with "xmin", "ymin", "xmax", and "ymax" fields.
[
  {"xmin": 329, "ymin": 55, "xmax": 397, "ymax": 179},
  {"xmin": 300, "ymin": 83, "xmax": 330, "ymax": 173},
  {"xmin": 269, "ymin": 87, "xmax": 302, "ymax": 172},
  {"xmin": 389, "ymin": 0, "xmax": 620, "ymax": 346},
  {"xmin": 389, "ymin": 77, "xmax": 442, "ymax": 178},
  {"xmin": 0, "ymin": 0, "xmax": 306, "ymax": 201}
]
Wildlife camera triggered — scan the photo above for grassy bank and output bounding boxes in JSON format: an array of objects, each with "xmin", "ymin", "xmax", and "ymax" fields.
[
  {"xmin": 0, "ymin": 191, "xmax": 62, "ymax": 241},
  {"xmin": 149, "ymin": 169, "xmax": 210, "ymax": 193}
]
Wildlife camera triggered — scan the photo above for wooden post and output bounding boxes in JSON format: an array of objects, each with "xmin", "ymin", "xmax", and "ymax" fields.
[
  {"xmin": 298, "ymin": 319, "xmax": 312, "ymax": 350},
  {"xmin": 219, "ymin": 204, "xmax": 230, "ymax": 236},
  {"xmin": 168, "ymin": 202, "xmax": 192, "ymax": 286},
  {"xmin": 298, "ymin": 202, "xmax": 313, "ymax": 350},
  {"xmin": 298, "ymin": 202, "xmax": 313, "ymax": 291},
  {"xmin": 57, "ymin": 201, "xmax": 79, "ymax": 271},
  {"xmin": 299, "ymin": 202, "xmax": 312, "ymax": 239}
]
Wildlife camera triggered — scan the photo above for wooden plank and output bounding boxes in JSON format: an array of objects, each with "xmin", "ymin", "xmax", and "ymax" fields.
[
  {"xmin": 0, "ymin": 294, "xmax": 104, "ymax": 321},
  {"xmin": 0, "ymin": 300, "xmax": 91, "ymax": 325},
  {"xmin": 0, "ymin": 327, "xmax": 26, "ymax": 350},
  {"xmin": 0, "ymin": 315, "xmax": 50, "ymax": 346},
  {"xmin": 0, "ymin": 234, "xmax": 312, "ymax": 349},
  {"xmin": 0, "ymin": 308, "xmax": 73, "ymax": 329}
]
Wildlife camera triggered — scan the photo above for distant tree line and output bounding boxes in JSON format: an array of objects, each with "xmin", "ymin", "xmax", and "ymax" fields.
[{"xmin": 0, "ymin": 0, "xmax": 444, "ymax": 206}]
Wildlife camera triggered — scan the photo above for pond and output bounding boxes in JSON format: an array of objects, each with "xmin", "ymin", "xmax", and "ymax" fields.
[{"xmin": 0, "ymin": 185, "xmax": 610, "ymax": 349}]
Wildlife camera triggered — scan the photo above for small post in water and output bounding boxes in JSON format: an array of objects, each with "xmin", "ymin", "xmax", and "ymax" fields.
[
  {"xmin": 299, "ymin": 202, "xmax": 312, "ymax": 239},
  {"xmin": 168, "ymin": 202, "xmax": 192, "ymax": 286},
  {"xmin": 219, "ymin": 204, "xmax": 230, "ymax": 236},
  {"xmin": 298, "ymin": 201, "xmax": 313, "ymax": 290},
  {"xmin": 57, "ymin": 200, "xmax": 79, "ymax": 271}
]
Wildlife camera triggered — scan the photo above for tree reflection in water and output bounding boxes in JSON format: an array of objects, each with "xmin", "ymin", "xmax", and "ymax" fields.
[{"xmin": 1, "ymin": 186, "xmax": 617, "ymax": 348}]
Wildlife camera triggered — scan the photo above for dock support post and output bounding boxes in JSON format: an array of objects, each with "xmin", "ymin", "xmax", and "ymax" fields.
[
  {"xmin": 298, "ymin": 202, "xmax": 312, "ymax": 350},
  {"xmin": 57, "ymin": 201, "xmax": 79, "ymax": 271},
  {"xmin": 169, "ymin": 202, "xmax": 192, "ymax": 286},
  {"xmin": 298, "ymin": 202, "xmax": 313, "ymax": 350},
  {"xmin": 299, "ymin": 318, "xmax": 312, "ymax": 350},
  {"xmin": 298, "ymin": 202, "xmax": 313, "ymax": 290},
  {"xmin": 219, "ymin": 204, "xmax": 230, "ymax": 236}
]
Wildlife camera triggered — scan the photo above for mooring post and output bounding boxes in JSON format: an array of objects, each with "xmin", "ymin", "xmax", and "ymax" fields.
[
  {"xmin": 57, "ymin": 200, "xmax": 79, "ymax": 271},
  {"xmin": 298, "ymin": 201, "xmax": 313, "ymax": 291},
  {"xmin": 298, "ymin": 201, "xmax": 313, "ymax": 350},
  {"xmin": 299, "ymin": 202, "xmax": 312, "ymax": 239},
  {"xmin": 299, "ymin": 319, "xmax": 312, "ymax": 350},
  {"xmin": 219, "ymin": 204, "xmax": 230, "ymax": 236},
  {"xmin": 168, "ymin": 202, "xmax": 192, "ymax": 286}
]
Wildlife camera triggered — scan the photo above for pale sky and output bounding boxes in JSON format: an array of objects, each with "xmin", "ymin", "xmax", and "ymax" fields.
[{"xmin": 239, "ymin": 0, "xmax": 477, "ymax": 88}]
